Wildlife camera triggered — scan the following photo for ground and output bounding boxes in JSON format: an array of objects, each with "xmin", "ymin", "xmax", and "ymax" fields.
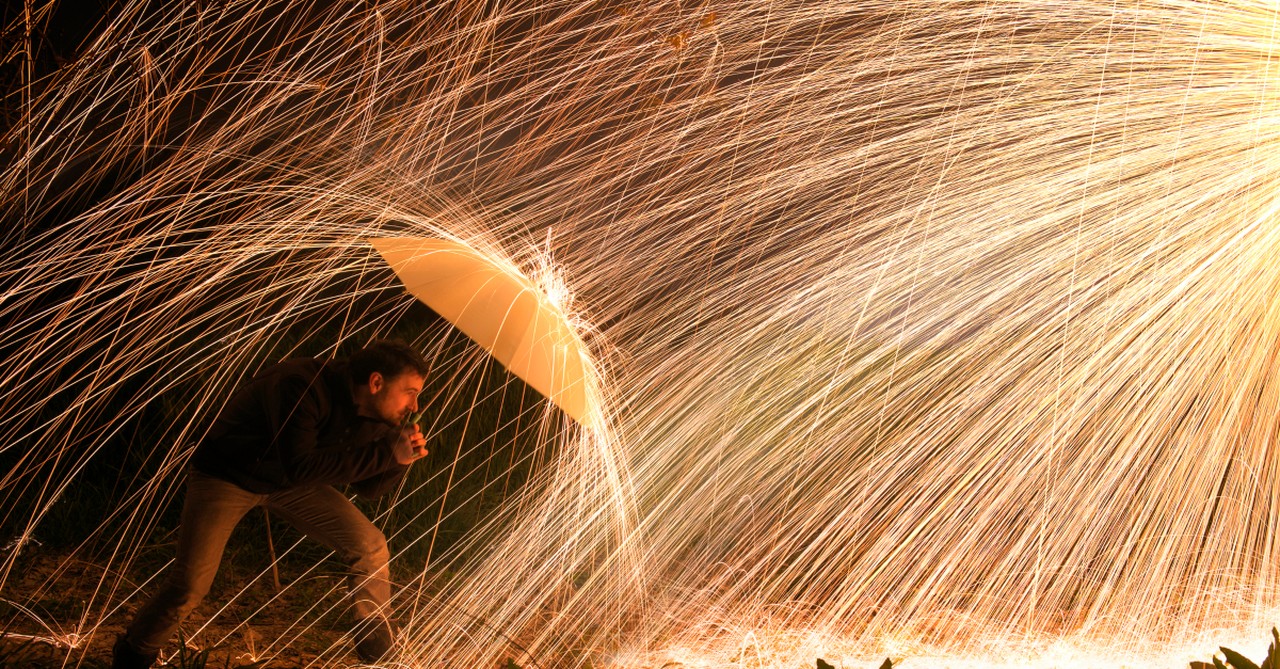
[{"xmin": 0, "ymin": 541, "xmax": 375, "ymax": 669}]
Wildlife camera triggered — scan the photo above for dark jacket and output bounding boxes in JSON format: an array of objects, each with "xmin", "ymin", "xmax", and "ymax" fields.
[{"xmin": 191, "ymin": 357, "xmax": 408, "ymax": 497}]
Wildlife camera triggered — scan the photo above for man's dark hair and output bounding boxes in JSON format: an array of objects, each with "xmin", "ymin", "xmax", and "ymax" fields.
[{"xmin": 348, "ymin": 339, "xmax": 430, "ymax": 383}]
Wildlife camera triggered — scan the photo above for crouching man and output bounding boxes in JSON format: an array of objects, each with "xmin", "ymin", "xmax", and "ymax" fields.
[{"xmin": 113, "ymin": 339, "xmax": 431, "ymax": 668}]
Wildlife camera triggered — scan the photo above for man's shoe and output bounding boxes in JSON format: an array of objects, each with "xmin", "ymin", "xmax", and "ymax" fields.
[
  {"xmin": 111, "ymin": 634, "xmax": 158, "ymax": 669},
  {"xmin": 352, "ymin": 617, "xmax": 396, "ymax": 664}
]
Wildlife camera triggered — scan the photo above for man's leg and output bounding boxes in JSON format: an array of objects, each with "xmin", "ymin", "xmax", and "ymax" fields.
[
  {"xmin": 264, "ymin": 485, "xmax": 394, "ymax": 661},
  {"xmin": 117, "ymin": 471, "xmax": 262, "ymax": 665}
]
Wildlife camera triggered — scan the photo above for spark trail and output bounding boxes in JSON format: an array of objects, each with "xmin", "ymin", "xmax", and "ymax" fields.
[{"xmin": 2, "ymin": 1, "xmax": 1280, "ymax": 667}]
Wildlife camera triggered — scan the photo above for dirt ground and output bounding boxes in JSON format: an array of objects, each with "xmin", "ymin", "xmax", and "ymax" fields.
[{"xmin": 0, "ymin": 542, "xmax": 381, "ymax": 668}]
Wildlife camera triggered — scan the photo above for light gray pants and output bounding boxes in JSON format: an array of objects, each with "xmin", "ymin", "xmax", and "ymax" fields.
[{"xmin": 126, "ymin": 470, "xmax": 391, "ymax": 654}]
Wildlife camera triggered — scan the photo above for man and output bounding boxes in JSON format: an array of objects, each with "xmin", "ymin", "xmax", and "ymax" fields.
[{"xmin": 112, "ymin": 339, "xmax": 431, "ymax": 669}]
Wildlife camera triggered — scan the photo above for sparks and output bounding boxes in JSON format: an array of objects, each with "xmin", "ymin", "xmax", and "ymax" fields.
[{"xmin": 2, "ymin": 1, "xmax": 1280, "ymax": 667}]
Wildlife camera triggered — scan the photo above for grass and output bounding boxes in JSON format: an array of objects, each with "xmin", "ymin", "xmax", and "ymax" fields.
[{"xmin": 158, "ymin": 628, "xmax": 270, "ymax": 669}]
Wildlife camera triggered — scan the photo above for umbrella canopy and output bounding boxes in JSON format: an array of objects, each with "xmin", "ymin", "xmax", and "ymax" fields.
[{"xmin": 370, "ymin": 236, "xmax": 593, "ymax": 426}]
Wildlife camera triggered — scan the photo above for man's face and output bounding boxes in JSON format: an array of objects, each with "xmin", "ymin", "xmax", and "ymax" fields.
[{"xmin": 365, "ymin": 370, "xmax": 425, "ymax": 426}]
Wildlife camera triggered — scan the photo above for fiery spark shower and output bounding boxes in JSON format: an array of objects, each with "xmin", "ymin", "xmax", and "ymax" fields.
[{"xmin": 3, "ymin": 0, "xmax": 1280, "ymax": 666}]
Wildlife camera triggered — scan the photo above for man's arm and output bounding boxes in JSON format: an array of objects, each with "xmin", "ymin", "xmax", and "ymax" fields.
[
  {"xmin": 349, "ymin": 424, "xmax": 430, "ymax": 498},
  {"xmin": 267, "ymin": 374, "xmax": 401, "ymax": 487}
]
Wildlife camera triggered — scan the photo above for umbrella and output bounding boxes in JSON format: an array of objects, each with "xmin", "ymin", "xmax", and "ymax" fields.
[{"xmin": 370, "ymin": 236, "xmax": 594, "ymax": 426}]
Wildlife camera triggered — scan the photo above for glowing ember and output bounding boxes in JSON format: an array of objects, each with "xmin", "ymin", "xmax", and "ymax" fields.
[{"xmin": 2, "ymin": 1, "xmax": 1280, "ymax": 667}]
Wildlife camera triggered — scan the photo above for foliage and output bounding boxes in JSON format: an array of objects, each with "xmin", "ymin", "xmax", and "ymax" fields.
[
  {"xmin": 161, "ymin": 629, "xmax": 267, "ymax": 669},
  {"xmin": 816, "ymin": 657, "xmax": 893, "ymax": 669},
  {"xmin": 1192, "ymin": 627, "xmax": 1280, "ymax": 669}
]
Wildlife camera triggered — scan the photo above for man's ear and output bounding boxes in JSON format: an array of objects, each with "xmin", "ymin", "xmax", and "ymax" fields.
[{"xmin": 367, "ymin": 371, "xmax": 385, "ymax": 393}]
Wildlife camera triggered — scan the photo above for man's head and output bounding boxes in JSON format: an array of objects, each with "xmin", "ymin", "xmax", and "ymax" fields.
[{"xmin": 349, "ymin": 339, "xmax": 430, "ymax": 426}]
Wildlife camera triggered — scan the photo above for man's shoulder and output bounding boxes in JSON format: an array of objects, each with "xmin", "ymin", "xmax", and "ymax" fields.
[
  {"xmin": 255, "ymin": 357, "xmax": 334, "ymax": 384},
  {"xmin": 271, "ymin": 357, "xmax": 353, "ymax": 400},
  {"xmin": 269, "ymin": 356, "xmax": 326, "ymax": 375},
  {"xmin": 240, "ymin": 357, "xmax": 330, "ymax": 398}
]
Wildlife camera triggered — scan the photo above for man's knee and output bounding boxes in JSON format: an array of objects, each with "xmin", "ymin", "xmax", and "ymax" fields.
[
  {"xmin": 348, "ymin": 527, "xmax": 390, "ymax": 571},
  {"xmin": 161, "ymin": 569, "xmax": 214, "ymax": 613}
]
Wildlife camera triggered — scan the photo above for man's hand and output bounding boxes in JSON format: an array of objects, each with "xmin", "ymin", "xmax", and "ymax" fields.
[{"xmin": 393, "ymin": 424, "xmax": 428, "ymax": 465}]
